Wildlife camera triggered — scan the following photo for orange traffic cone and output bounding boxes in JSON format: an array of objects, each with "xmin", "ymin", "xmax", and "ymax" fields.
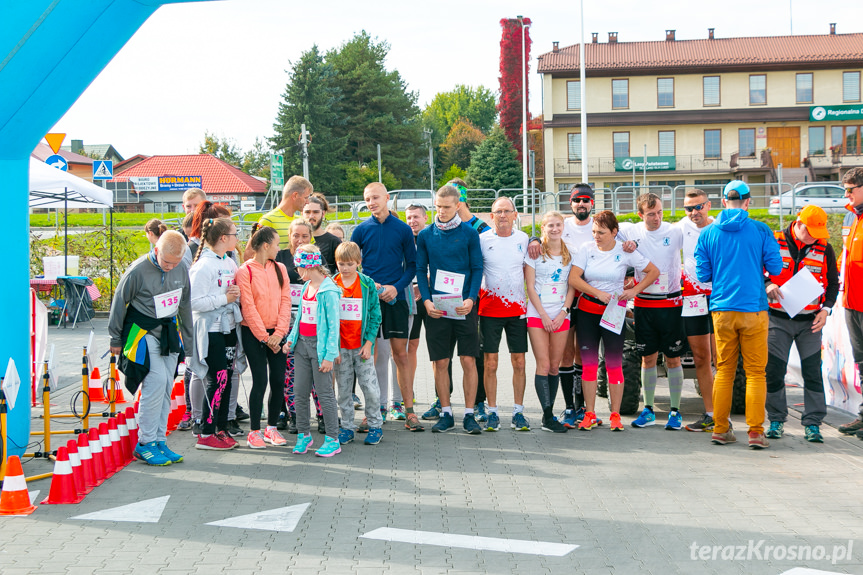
[
  {"xmin": 117, "ymin": 414, "xmax": 133, "ymax": 464},
  {"xmin": 88, "ymin": 428, "xmax": 109, "ymax": 482},
  {"xmin": 167, "ymin": 389, "xmax": 180, "ymax": 432},
  {"xmin": 65, "ymin": 439, "xmax": 89, "ymax": 496},
  {"xmin": 106, "ymin": 418, "xmax": 125, "ymax": 469},
  {"xmin": 0, "ymin": 456, "xmax": 37, "ymax": 515},
  {"xmin": 88, "ymin": 366, "xmax": 105, "ymax": 402},
  {"xmin": 125, "ymin": 407, "xmax": 139, "ymax": 446},
  {"xmin": 98, "ymin": 423, "xmax": 119, "ymax": 476},
  {"xmin": 41, "ymin": 446, "xmax": 83, "ymax": 504},
  {"xmin": 77, "ymin": 432, "xmax": 97, "ymax": 490},
  {"xmin": 172, "ymin": 376, "xmax": 185, "ymax": 398}
]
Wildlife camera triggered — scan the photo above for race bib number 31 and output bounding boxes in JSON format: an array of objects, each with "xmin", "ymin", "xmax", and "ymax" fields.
[
  {"xmin": 301, "ymin": 300, "xmax": 318, "ymax": 325},
  {"xmin": 434, "ymin": 270, "xmax": 465, "ymax": 295},
  {"xmin": 154, "ymin": 288, "xmax": 182, "ymax": 319}
]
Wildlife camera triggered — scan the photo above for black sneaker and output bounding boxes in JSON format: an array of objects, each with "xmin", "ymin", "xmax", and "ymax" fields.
[
  {"xmin": 227, "ymin": 419, "xmax": 244, "ymax": 437},
  {"xmin": 541, "ymin": 416, "xmax": 568, "ymax": 433},
  {"xmin": 235, "ymin": 405, "xmax": 250, "ymax": 422},
  {"xmin": 288, "ymin": 413, "xmax": 298, "ymax": 434},
  {"xmin": 192, "ymin": 421, "xmax": 202, "ymax": 437},
  {"xmin": 463, "ymin": 414, "xmax": 482, "ymax": 435},
  {"xmin": 317, "ymin": 415, "xmax": 325, "ymax": 434},
  {"xmin": 684, "ymin": 413, "xmax": 715, "ymax": 432},
  {"xmin": 276, "ymin": 413, "xmax": 287, "ymax": 431}
]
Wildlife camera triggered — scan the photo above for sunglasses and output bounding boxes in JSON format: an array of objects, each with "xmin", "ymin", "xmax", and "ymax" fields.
[
  {"xmin": 846, "ymin": 185, "xmax": 862, "ymax": 193},
  {"xmin": 571, "ymin": 197, "xmax": 592, "ymax": 204},
  {"xmin": 684, "ymin": 203, "xmax": 707, "ymax": 212}
]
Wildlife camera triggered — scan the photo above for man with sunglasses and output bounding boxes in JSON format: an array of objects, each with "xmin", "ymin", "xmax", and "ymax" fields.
[
  {"xmin": 676, "ymin": 190, "xmax": 717, "ymax": 432},
  {"xmin": 838, "ymin": 167, "xmax": 863, "ymax": 439}
]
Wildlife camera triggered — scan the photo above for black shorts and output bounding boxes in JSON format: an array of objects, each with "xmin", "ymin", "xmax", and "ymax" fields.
[
  {"xmin": 480, "ymin": 315, "xmax": 528, "ymax": 354},
  {"xmin": 424, "ymin": 309, "xmax": 480, "ymax": 361},
  {"xmin": 410, "ymin": 301, "xmax": 426, "ymax": 340},
  {"xmin": 683, "ymin": 298, "xmax": 714, "ymax": 337},
  {"xmin": 379, "ymin": 299, "xmax": 410, "ymax": 340},
  {"xmin": 634, "ymin": 305, "xmax": 686, "ymax": 358}
]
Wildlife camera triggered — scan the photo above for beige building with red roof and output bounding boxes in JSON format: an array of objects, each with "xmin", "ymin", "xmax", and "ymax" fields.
[
  {"xmin": 538, "ymin": 25, "xmax": 863, "ymax": 208},
  {"xmin": 110, "ymin": 154, "xmax": 267, "ymax": 212}
]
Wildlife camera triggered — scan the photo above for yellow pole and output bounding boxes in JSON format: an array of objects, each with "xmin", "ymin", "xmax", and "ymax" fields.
[
  {"xmin": 0, "ymin": 383, "xmax": 7, "ymax": 481},
  {"xmin": 82, "ymin": 348, "xmax": 90, "ymax": 430},
  {"xmin": 41, "ymin": 361, "xmax": 51, "ymax": 455},
  {"xmin": 108, "ymin": 354, "xmax": 117, "ymax": 416}
]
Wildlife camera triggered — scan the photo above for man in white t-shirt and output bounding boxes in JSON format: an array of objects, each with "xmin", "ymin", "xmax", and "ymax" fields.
[
  {"xmin": 619, "ymin": 193, "xmax": 687, "ymax": 430},
  {"xmin": 479, "ymin": 196, "xmax": 530, "ymax": 432},
  {"xmin": 527, "ymin": 183, "xmax": 596, "ymax": 427},
  {"xmin": 676, "ymin": 189, "xmax": 716, "ymax": 432}
]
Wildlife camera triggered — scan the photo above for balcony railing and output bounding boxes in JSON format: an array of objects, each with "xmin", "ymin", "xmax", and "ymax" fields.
[{"xmin": 554, "ymin": 155, "xmax": 729, "ymax": 176}]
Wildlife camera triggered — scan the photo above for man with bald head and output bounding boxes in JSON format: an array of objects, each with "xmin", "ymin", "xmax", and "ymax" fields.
[{"xmin": 109, "ymin": 231, "xmax": 193, "ymax": 466}]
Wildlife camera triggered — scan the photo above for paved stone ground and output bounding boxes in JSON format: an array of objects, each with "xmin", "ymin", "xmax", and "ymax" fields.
[{"xmin": 3, "ymin": 319, "xmax": 863, "ymax": 574}]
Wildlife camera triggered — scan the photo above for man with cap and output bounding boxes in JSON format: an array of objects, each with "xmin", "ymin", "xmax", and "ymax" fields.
[
  {"xmin": 695, "ymin": 180, "xmax": 782, "ymax": 449},
  {"xmin": 763, "ymin": 205, "xmax": 838, "ymax": 443}
]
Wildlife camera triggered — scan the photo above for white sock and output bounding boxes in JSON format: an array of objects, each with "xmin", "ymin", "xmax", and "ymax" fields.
[
  {"xmin": 464, "ymin": 408, "xmax": 475, "ymax": 415},
  {"xmin": 266, "ymin": 425, "xmax": 276, "ymax": 432},
  {"xmin": 512, "ymin": 404, "xmax": 524, "ymax": 415},
  {"xmin": 488, "ymin": 406, "xmax": 498, "ymax": 414},
  {"xmin": 707, "ymin": 411, "xmax": 714, "ymax": 417},
  {"xmin": 442, "ymin": 406, "xmax": 453, "ymax": 416}
]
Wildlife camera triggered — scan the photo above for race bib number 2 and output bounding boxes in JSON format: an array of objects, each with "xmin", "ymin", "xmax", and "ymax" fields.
[{"xmin": 154, "ymin": 288, "xmax": 182, "ymax": 319}]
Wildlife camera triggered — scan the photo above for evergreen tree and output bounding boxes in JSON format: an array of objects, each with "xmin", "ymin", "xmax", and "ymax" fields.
[
  {"xmin": 270, "ymin": 45, "xmax": 346, "ymax": 193},
  {"xmin": 466, "ymin": 126, "xmax": 522, "ymax": 208}
]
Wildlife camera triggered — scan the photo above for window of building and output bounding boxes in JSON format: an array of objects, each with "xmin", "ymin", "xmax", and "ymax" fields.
[
  {"xmin": 566, "ymin": 80, "xmax": 581, "ymax": 110},
  {"xmin": 738, "ymin": 129, "xmax": 756, "ymax": 157},
  {"xmin": 704, "ymin": 130, "xmax": 722, "ymax": 159},
  {"xmin": 796, "ymin": 73, "xmax": 813, "ymax": 104},
  {"xmin": 613, "ymin": 132, "xmax": 630, "ymax": 158},
  {"xmin": 658, "ymin": 131, "xmax": 675, "ymax": 156},
  {"xmin": 612, "ymin": 79, "xmax": 629, "ymax": 109},
  {"xmin": 657, "ymin": 78, "xmax": 674, "ymax": 108},
  {"xmin": 567, "ymin": 133, "xmax": 581, "ymax": 161},
  {"xmin": 809, "ymin": 126, "xmax": 826, "ymax": 156},
  {"xmin": 703, "ymin": 76, "xmax": 720, "ymax": 106},
  {"xmin": 648, "ymin": 180, "xmax": 685, "ymax": 188},
  {"xmin": 844, "ymin": 72, "xmax": 861, "ymax": 102},
  {"xmin": 749, "ymin": 75, "xmax": 767, "ymax": 105},
  {"xmin": 832, "ymin": 125, "xmax": 861, "ymax": 155}
]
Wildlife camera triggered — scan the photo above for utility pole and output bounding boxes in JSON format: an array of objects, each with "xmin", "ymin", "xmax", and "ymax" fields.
[
  {"xmin": 377, "ymin": 144, "xmax": 382, "ymax": 183},
  {"xmin": 423, "ymin": 128, "xmax": 434, "ymax": 190},
  {"xmin": 299, "ymin": 123, "xmax": 310, "ymax": 180}
]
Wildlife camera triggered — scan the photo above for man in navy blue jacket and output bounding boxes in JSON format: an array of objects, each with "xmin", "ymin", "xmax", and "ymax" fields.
[
  {"xmin": 416, "ymin": 185, "xmax": 484, "ymax": 434},
  {"xmin": 695, "ymin": 180, "xmax": 782, "ymax": 449}
]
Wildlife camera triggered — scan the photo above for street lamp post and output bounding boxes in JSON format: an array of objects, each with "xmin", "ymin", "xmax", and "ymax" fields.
[{"xmin": 517, "ymin": 15, "xmax": 530, "ymax": 211}]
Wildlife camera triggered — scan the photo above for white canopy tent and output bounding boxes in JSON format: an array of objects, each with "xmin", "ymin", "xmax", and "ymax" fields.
[{"xmin": 29, "ymin": 157, "xmax": 113, "ymax": 208}]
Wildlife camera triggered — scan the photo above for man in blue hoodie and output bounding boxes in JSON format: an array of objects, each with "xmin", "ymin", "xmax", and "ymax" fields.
[{"xmin": 695, "ymin": 180, "xmax": 782, "ymax": 449}]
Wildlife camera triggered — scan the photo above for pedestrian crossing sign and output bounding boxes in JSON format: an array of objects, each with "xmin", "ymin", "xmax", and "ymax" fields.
[{"xmin": 93, "ymin": 160, "xmax": 113, "ymax": 180}]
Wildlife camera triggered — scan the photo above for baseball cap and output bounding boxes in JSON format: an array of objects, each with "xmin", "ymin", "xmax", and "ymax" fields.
[
  {"xmin": 723, "ymin": 180, "xmax": 750, "ymax": 200},
  {"xmin": 570, "ymin": 185, "xmax": 595, "ymax": 202},
  {"xmin": 797, "ymin": 204, "xmax": 829, "ymax": 239}
]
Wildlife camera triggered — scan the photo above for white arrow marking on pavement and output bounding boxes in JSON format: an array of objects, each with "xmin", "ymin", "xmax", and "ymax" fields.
[
  {"xmin": 70, "ymin": 495, "xmax": 170, "ymax": 523},
  {"xmin": 205, "ymin": 503, "xmax": 311, "ymax": 532},
  {"xmin": 361, "ymin": 527, "xmax": 578, "ymax": 557},
  {"xmin": 780, "ymin": 569, "xmax": 846, "ymax": 575},
  {"xmin": 28, "ymin": 491, "xmax": 40, "ymax": 505}
]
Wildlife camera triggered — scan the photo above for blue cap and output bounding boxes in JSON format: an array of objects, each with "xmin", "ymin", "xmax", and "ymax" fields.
[{"xmin": 723, "ymin": 180, "xmax": 750, "ymax": 200}]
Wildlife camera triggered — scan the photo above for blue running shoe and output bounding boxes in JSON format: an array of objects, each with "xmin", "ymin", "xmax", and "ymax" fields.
[
  {"xmin": 632, "ymin": 407, "xmax": 656, "ymax": 428},
  {"xmin": 432, "ymin": 412, "xmax": 455, "ymax": 433},
  {"xmin": 156, "ymin": 441, "xmax": 183, "ymax": 463},
  {"xmin": 486, "ymin": 412, "xmax": 500, "ymax": 432},
  {"xmin": 804, "ymin": 425, "xmax": 823, "ymax": 443},
  {"xmin": 766, "ymin": 421, "xmax": 784, "ymax": 439},
  {"xmin": 574, "ymin": 407, "xmax": 585, "ymax": 423},
  {"xmin": 338, "ymin": 428, "xmax": 355, "ymax": 444},
  {"xmin": 134, "ymin": 441, "xmax": 171, "ymax": 466},
  {"xmin": 475, "ymin": 402, "xmax": 488, "ymax": 423},
  {"xmin": 463, "ymin": 414, "xmax": 482, "ymax": 435},
  {"xmin": 665, "ymin": 410, "xmax": 683, "ymax": 431},
  {"xmin": 292, "ymin": 433, "xmax": 314, "ymax": 454},
  {"xmin": 511, "ymin": 412, "xmax": 531, "ymax": 431},
  {"xmin": 422, "ymin": 400, "xmax": 441, "ymax": 420},
  {"xmin": 562, "ymin": 409, "xmax": 577, "ymax": 429},
  {"xmin": 315, "ymin": 436, "xmax": 341, "ymax": 457},
  {"xmin": 365, "ymin": 428, "xmax": 383, "ymax": 445}
]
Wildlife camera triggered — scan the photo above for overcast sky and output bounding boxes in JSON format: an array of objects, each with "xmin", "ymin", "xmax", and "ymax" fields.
[{"xmin": 50, "ymin": 0, "xmax": 862, "ymax": 159}]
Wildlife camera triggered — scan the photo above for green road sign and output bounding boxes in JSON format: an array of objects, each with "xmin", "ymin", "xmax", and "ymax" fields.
[
  {"xmin": 614, "ymin": 156, "xmax": 676, "ymax": 172},
  {"xmin": 810, "ymin": 104, "xmax": 863, "ymax": 122},
  {"xmin": 270, "ymin": 154, "xmax": 284, "ymax": 191}
]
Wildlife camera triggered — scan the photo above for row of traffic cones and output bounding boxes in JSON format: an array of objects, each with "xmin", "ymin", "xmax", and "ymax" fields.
[
  {"xmin": 87, "ymin": 366, "xmax": 127, "ymax": 404},
  {"xmin": 0, "ymin": 407, "xmax": 140, "ymax": 513}
]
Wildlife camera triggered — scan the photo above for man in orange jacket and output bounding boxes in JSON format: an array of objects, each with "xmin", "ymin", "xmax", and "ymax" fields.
[{"xmin": 838, "ymin": 167, "xmax": 863, "ymax": 439}]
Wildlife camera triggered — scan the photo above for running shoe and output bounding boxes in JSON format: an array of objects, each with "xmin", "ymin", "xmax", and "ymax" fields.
[
  {"xmin": 338, "ymin": 428, "xmax": 355, "ymax": 445},
  {"xmin": 264, "ymin": 427, "xmax": 288, "ymax": 446},
  {"xmin": 748, "ymin": 432, "xmax": 770, "ymax": 449},
  {"xmin": 156, "ymin": 441, "xmax": 184, "ymax": 463},
  {"xmin": 177, "ymin": 412, "xmax": 193, "ymax": 431},
  {"xmin": 573, "ymin": 407, "xmax": 586, "ymax": 423},
  {"xmin": 805, "ymin": 425, "xmax": 823, "ymax": 443},
  {"xmin": 235, "ymin": 405, "xmax": 250, "ymax": 422},
  {"xmin": 765, "ymin": 421, "xmax": 784, "ymax": 439},
  {"xmin": 422, "ymin": 399, "xmax": 442, "ymax": 420},
  {"xmin": 364, "ymin": 428, "xmax": 383, "ymax": 445},
  {"xmin": 292, "ymin": 433, "xmax": 314, "ymax": 454},
  {"xmin": 665, "ymin": 410, "xmax": 683, "ymax": 431},
  {"xmin": 135, "ymin": 441, "xmax": 172, "ymax": 465},
  {"xmin": 711, "ymin": 430, "xmax": 737, "ymax": 445},
  {"xmin": 217, "ymin": 431, "xmax": 239, "ymax": 449},
  {"xmin": 511, "ymin": 412, "xmax": 531, "ymax": 431},
  {"xmin": 353, "ymin": 393, "xmax": 363, "ymax": 410},
  {"xmin": 315, "ymin": 436, "xmax": 341, "ymax": 457},
  {"xmin": 486, "ymin": 411, "xmax": 500, "ymax": 432},
  {"xmin": 390, "ymin": 401, "xmax": 406, "ymax": 421},
  {"xmin": 227, "ymin": 419, "xmax": 244, "ymax": 437},
  {"xmin": 578, "ymin": 411, "xmax": 599, "ymax": 431},
  {"xmin": 288, "ymin": 413, "xmax": 298, "ymax": 434},
  {"xmin": 541, "ymin": 415, "xmax": 567, "ymax": 433},
  {"xmin": 838, "ymin": 417, "xmax": 863, "ymax": 435},
  {"xmin": 246, "ymin": 430, "xmax": 266, "ymax": 449},
  {"xmin": 432, "ymin": 412, "xmax": 455, "ymax": 433},
  {"xmin": 276, "ymin": 413, "xmax": 288, "ymax": 431},
  {"xmin": 475, "ymin": 402, "xmax": 488, "ymax": 423},
  {"xmin": 357, "ymin": 417, "xmax": 370, "ymax": 433},
  {"xmin": 192, "ymin": 421, "xmax": 202, "ymax": 437},
  {"xmin": 317, "ymin": 415, "xmax": 326, "ymax": 434},
  {"xmin": 380, "ymin": 405, "xmax": 387, "ymax": 424},
  {"xmin": 609, "ymin": 412, "xmax": 624, "ymax": 431},
  {"xmin": 196, "ymin": 434, "xmax": 232, "ymax": 451},
  {"xmin": 684, "ymin": 413, "xmax": 715, "ymax": 432},
  {"xmin": 561, "ymin": 409, "xmax": 577, "ymax": 428},
  {"xmin": 463, "ymin": 414, "xmax": 482, "ymax": 435},
  {"xmin": 632, "ymin": 407, "xmax": 656, "ymax": 428},
  {"xmin": 405, "ymin": 413, "xmax": 425, "ymax": 432}
]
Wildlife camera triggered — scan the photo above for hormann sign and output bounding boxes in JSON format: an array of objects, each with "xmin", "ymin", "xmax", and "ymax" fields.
[
  {"xmin": 614, "ymin": 156, "xmax": 676, "ymax": 172},
  {"xmin": 810, "ymin": 105, "xmax": 863, "ymax": 122},
  {"xmin": 158, "ymin": 175, "xmax": 202, "ymax": 191}
]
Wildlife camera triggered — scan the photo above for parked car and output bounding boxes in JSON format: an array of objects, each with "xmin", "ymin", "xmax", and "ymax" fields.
[
  {"xmin": 387, "ymin": 189, "xmax": 435, "ymax": 211},
  {"xmin": 768, "ymin": 184, "xmax": 847, "ymax": 215}
]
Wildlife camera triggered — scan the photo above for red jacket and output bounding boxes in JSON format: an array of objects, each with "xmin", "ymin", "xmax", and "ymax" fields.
[{"xmin": 844, "ymin": 205, "xmax": 863, "ymax": 312}]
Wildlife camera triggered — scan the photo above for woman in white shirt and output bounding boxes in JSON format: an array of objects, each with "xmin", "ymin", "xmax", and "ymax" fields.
[
  {"xmin": 525, "ymin": 211, "xmax": 576, "ymax": 433},
  {"xmin": 569, "ymin": 210, "xmax": 659, "ymax": 432}
]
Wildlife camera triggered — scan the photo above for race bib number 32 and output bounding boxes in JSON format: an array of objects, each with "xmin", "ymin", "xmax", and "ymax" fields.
[{"xmin": 154, "ymin": 288, "xmax": 182, "ymax": 319}]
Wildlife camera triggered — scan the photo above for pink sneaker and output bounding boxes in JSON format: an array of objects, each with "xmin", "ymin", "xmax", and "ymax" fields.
[
  {"xmin": 247, "ymin": 430, "xmax": 266, "ymax": 449},
  {"xmin": 264, "ymin": 427, "xmax": 288, "ymax": 446},
  {"xmin": 217, "ymin": 431, "xmax": 238, "ymax": 449},
  {"xmin": 195, "ymin": 434, "xmax": 232, "ymax": 451}
]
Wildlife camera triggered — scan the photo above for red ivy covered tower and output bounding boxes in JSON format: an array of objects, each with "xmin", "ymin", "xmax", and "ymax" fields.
[{"xmin": 498, "ymin": 17, "xmax": 532, "ymax": 162}]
